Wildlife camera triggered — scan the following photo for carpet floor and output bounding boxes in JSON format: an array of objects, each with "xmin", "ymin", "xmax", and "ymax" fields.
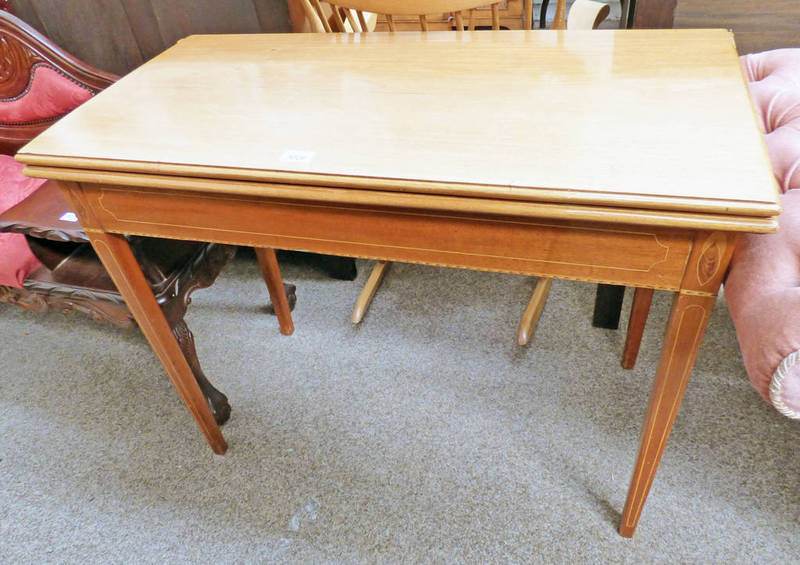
[{"xmin": 1, "ymin": 252, "xmax": 797, "ymax": 563}]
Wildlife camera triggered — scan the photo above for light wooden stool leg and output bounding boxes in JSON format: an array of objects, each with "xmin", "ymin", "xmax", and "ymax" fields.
[
  {"xmin": 517, "ymin": 277, "xmax": 553, "ymax": 345},
  {"xmin": 352, "ymin": 260, "xmax": 390, "ymax": 323},
  {"xmin": 255, "ymin": 247, "xmax": 294, "ymax": 336},
  {"xmin": 622, "ymin": 287, "xmax": 654, "ymax": 369}
]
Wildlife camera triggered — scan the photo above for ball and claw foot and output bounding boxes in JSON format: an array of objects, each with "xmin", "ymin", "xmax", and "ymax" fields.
[
  {"xmin": 173, "ymin": 319, "xmax": 232, "ymax": 425},
  {"xmin": 266, "ymin": 282, "xmax": 297, "ymax": 314},
  {"xmin": 204, "ymin": 386, "xmax": 231, "ymax": 425}
]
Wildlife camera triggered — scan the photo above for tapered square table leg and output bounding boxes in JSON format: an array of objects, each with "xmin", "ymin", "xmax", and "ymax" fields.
[{"xmin": 86, "ymin": 230, "xmax": 227, "ymax": 454}]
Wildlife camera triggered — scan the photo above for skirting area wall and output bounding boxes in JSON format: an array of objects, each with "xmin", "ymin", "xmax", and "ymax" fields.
[
  {"xmin": 7, "ymin": 0, "xmax": 291, "ymax": 75},
  {"xmin": 673, "ymin": 0, "xmax": 799, "ymax": 55}
]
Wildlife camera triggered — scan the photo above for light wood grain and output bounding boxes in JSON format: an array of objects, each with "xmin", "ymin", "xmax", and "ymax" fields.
[
  {"xmin": 352, "ymin": 260, "xmax": 390, "ymax": 323},
  {"xmin": 517, "ymin": 277, "xmax": 552, "ymax": 345},
  {"xmin": 20, "ymin": 165, "xmax": 779, "ymax": 233},
  {"xmin": 296, "ymin": 0, "xmax": 598, "ymax": 333},
  {"xmin": 17, "ymin": 30, "xmax": 779, "ymax": 221},
  {"xmin": 18, "ymin": 154, "xmax": 778, "ymax": 219},
  {"xmin": 551, "ymin": 0, "xmax": 567, "ymax": 29}
]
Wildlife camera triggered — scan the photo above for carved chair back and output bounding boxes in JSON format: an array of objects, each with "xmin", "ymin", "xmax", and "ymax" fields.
[{"xmin": 0, "ymin": 10, "xmax": 116, "ymax": 154}]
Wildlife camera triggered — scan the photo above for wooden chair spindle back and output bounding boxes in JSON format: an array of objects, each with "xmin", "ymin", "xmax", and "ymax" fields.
[{"xmin": 299, "ymin": 0, "xmax": 569, "ymax": 33}]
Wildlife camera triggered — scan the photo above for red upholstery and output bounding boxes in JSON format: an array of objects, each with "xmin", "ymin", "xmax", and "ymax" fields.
[
  {"xmin": 0, "ymin": 65, "xmax": 92, "ymax": 124},
  {"xmin": 0, "ymin": 64, "xmax": 94, "ymax": 287},
  {"xmin": 724, "ymin": 49, "xmax": 800, "ymax": 418},
  {"xmin": 0, "ymin": 155, "xmax": 45, "ymax": 286}
]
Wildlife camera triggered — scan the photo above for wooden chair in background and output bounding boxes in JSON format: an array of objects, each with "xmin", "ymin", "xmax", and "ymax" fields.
[{"xmin": 297, "ymin": 0, "xmax": 609, "ymax": 346}]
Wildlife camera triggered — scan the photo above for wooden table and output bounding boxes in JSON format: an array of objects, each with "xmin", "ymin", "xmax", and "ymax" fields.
[{"xmin": 17, "ymin": 29, "xmax": 779, "ymax": 537}]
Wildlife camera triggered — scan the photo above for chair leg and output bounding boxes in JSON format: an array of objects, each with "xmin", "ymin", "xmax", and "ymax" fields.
[
  {"xmin": 172, "ymin": 319, "xmax": 231, "ymax": 425},
  {"xmin": 539, "ymin": 0, "xmax": 550, "ymax": 27},
  {"xmin": 254, "ymin": 247, "xmax": 295, "ymax": 335},
  {"xmin": 315, "ymin": 254, "xmax": 357, "ymax": 280},
  {"xmin": 592, "ymin": 284, "xmax": 626, "ymax": 329},
  {"xmin": 621, "ymin": 287, "xmax": 654, "ymax": 370},
  {"xmin": 352, "ymin": 260, "xmax": 390, "ymax": 323},
  {"xmin": 518, "ymin": 277, "xmax": 553, "ymax": 345}
]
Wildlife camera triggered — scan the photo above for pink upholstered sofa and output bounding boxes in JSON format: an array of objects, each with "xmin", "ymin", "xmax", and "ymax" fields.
[{"xmin": 725, "ymin": 48, "xmax": 800, "ymax": 419}]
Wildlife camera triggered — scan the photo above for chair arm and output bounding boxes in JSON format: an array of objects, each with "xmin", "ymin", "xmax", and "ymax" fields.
[{"xmin": 0, "ymin": 179, "xmax": 88, "ymax": 243}]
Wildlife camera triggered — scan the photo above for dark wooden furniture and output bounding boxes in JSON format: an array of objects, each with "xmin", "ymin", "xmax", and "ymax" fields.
[
  {"xmin": 620, "ymin": 0, "xmax": 677, "ymax": 29},
  {"xmin": 0, "ymin": 9, "xmax": 278, "ymax": 424}
]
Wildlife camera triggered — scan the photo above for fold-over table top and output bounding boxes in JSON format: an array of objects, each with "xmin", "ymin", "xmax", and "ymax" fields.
[{"xmin": 17, "ymin": 29, "xmax": 780, "ymax": 229}]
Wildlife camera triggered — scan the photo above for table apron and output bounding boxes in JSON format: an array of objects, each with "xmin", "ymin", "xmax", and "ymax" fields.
[{"xmin": 79, "ymin": 183, "xmax": 695, "ymax": 290}]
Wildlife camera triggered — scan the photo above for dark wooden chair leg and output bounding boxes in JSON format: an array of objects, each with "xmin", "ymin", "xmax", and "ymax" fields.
[
  {"xmin": 265, "ymin": 282, "xmax": 297, "ymax": 314},
  {"xmin": 621, "ymin": 287, "xmax": 654, "ymax": 369},
  {"xmin": 592, "ymin": 284, "xmax": 626, "ymax": 329},
  {"xmin": 172, "ymin": 319, "xmax": 231, "ymax": 425},
  {"xmin": 539, "ymin": 0, "xmax": 550, "ymax": 27},
  {"xmin": 316, "ymin": 254, "xmax": 357, "ymax": 280}
]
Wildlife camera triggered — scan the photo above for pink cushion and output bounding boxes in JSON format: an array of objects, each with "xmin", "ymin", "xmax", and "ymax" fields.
[
  {"xmin": 725, "ymin": 49, "xmax": 800, "ymax": 418},
  {"xmin": 741, "ymin": 49, "xmax": 800, "ymax": 192},
  {"xmin": 0, "ymin": 155, "xmax": 46, "ymax": 286},
  {"xmin": 726, "ymin": 191, "xmax": 800, "ymax": 406},
  {"xmin": 0, "ymin": 65, "xmax": 92, "ymax": 124}
]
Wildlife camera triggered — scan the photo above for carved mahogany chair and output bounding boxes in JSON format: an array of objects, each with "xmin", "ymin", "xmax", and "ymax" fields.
[
  {"xmin": 298, "ymin": 0, "xmax": 609, "ymax": 345},
  {"xmin": 0, "ymin": 10, "xmax": 293, "ymax": 423}
]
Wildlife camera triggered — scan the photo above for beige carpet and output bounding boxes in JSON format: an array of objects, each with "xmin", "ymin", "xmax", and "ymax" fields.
[{"xmin": 1, "ymin": 251, "xmax": 797, "ymax": 562}]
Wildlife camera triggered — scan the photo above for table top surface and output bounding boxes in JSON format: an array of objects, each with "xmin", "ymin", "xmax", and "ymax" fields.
[{"xmin": 18, "ymin": 29, "xmax": 779, "ymax": 222}]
